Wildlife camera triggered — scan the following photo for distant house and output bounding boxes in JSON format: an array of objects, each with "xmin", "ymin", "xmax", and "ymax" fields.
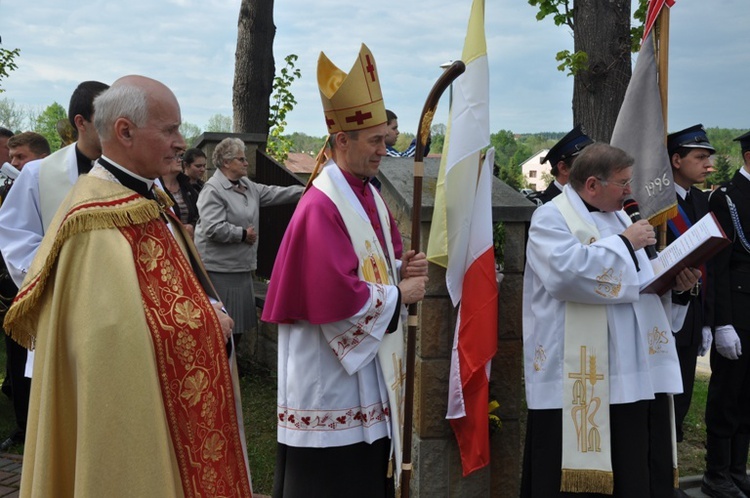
[{"xmin": 520, "ymin": 149, "xmax": 550, "ymax": 192}]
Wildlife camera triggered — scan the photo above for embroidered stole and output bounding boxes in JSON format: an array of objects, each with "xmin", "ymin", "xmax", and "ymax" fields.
[
  {"xmin": 119, "ymin": 217, "xmax": 252, "ymax": 497},
  {"xmin": 553, "ymin": 193, "xmax": 614, "ymax": 494},
  {"xmin": 314, "ymin": 165, "xmax": 405, "ymax": 485}
]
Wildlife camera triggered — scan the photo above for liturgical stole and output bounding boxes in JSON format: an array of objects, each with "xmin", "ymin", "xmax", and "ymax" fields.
[{"xmin": 314, "ymin": 164, "xmax": 405, "ymax": 486}]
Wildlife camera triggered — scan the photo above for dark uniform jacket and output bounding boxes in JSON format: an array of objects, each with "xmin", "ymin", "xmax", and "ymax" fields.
[
  {"xmin": 536, "ymin": 182, "xmax": 562, "ymax": 204},
  {"xmin": 709, "ymin": 170, "xmax": 750, "ymax": 331}
]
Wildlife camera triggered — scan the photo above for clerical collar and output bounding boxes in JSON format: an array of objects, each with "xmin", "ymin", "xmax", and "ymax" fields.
[
  {"xmin": 581, "ymin": 198, "xmax": 602, "ymax": 213},
  {"xmin": 97, "ymin": 155, "xmax": 155, "ymax": 198},
  {"xmin": 75, "ymin": 145, "xmax": 95, "ymax": 176}
]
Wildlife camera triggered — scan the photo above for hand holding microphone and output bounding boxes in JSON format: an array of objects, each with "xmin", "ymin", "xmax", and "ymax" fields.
[{"xmin": 622, "ymin": 198, "xmax": 658, "ymax": 260}]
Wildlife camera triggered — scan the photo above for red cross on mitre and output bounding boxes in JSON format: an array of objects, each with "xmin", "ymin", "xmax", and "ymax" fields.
[
  {"xmin": 364, "ymin": 55, "xmax": 376, "ymax": 82},
  {"xmin": 345, "ymin": 110, "xmax": 373, "ymax": 126},
  {"xmin": 326, "ymin": 116, "xmax": 336, "ymax": 130}
]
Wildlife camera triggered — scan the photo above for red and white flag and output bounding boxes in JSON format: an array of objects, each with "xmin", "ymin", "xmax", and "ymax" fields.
[{"xmin": 426, "ymin": 0, "xmax": 498, "ymax": 476}]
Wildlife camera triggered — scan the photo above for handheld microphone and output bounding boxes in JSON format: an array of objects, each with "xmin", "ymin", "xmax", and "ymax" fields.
[
  {"xmin": 1, "ymin": 162, "xmax": 20, "ymax": 181},
  {"xmin": 622, "ymin": 198, "xmax": 658, "ymax": 260}
]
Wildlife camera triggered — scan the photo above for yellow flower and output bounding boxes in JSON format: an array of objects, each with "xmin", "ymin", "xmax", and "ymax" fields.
[
  {"xmin": 138, "ymin": 238, "xmax": 163, "ymax": 272},
  {"xmin": 202, "ymin": 432, "xmax": 225, "ymax": 462},
  {"xmin": 181, "ymin": 370, "xmax": 208, "ymax": 407},
  {"xmin": 175, "ymin": 300, "xmax": 202, "ymax": 329}
]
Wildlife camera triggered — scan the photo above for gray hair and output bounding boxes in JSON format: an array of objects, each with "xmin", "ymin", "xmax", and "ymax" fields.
[
  {"xmin": 213, "ymin": 137, "xmax": 246, "ymax": 169},
  {"xmin": 568, "ymin": 143, "xmax": 634, "ymax": 191},
  {"xmin": 93, "ymin": 84, "xmax": 149, "ymax": 141}
]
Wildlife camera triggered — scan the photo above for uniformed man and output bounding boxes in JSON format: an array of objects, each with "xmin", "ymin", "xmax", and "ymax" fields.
[
  {"xmin": 666, "ymin": 124, "xmax": 716, "ymax": 444},
  {"xmin": 703, "ymin": 130, "xmax": 750, "ymax": 498},
  {"xmin": 534, "ymin": 125, "xmax": 594, "ymax": 204}
]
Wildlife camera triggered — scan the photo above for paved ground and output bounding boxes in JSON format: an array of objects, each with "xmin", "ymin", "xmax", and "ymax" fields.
[{"xmin": 0, "ymin": 454, "xmax": 21, "ymax": 497}]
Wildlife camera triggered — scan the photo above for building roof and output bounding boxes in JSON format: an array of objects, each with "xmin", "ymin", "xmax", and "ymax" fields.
[{"xmin": 284, "ymin": 152, "xmax": 317, "ymax": 173}]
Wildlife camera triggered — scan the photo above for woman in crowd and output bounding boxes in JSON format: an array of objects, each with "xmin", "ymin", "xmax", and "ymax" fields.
[
  {"xmin": 182, "ymin": 148, "xmax": 207, "ymax": 192},
  {"xmin": 161, "ymin": 154, "xmax": 199, "ymax": 237},
  {"xmin": 194, "ymin": 137, "xmax": 303, "ymax": 348}
]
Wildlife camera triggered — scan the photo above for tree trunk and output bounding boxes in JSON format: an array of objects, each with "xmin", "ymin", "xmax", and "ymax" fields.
[
  {"xmin": 232, "ymin": 0, "xmax": 275, "ymax": 137},
  {"xmin": 573, "ymin": 0, "xmax": 631, "ymax": 143}
]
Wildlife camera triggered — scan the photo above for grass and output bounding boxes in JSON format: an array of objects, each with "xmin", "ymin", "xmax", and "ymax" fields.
[
  {"xmin": 240, "ymin": 362, "xmax": 278, "ymax": 495},
  {"xmin": 677, "ymin": 371, "xmax": 710, "ymax": 477}
]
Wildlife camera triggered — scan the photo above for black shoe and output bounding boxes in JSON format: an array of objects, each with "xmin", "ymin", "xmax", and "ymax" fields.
[
  {"xmin": 0, "ymin": 429, "xmax": 24, "ymax": 452},
  {"xmin": 732, "ymin": 474, "xmax": 750, "ymax": 496},
  {"xmin": 702, "ymin": 472, "xmax": 747, "ymax": 498}
]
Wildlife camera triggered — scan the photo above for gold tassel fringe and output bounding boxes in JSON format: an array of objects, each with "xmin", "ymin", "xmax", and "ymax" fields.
[
  {"xmin": 561, "ymin": 468, "xmax": 614, "ymax": 495},
  {"xmin": 647, "ymin": 203, "xmax": 678, "ymax": 228},
  {"xmin": 4, "ymin": 196, "xmax": 162, "ymax": 349}
]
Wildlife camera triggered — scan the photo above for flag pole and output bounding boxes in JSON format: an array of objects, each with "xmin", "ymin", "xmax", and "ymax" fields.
[
  {"xmin": 401, "ymin": 60, "xmax": 465, "ymax": 498},
  {"xmin": 656, "ymin": 6, "xmax": 670, "ymax": 250}
]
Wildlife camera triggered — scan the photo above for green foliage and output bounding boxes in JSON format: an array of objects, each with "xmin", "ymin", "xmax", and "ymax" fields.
[
  {"xmin": 430, "ymin": 123, "xmax": 446, "ymax": 154},
  {"xmin": 180, "ymin": 121, "xmax": 202, "ymax": 147},
  {"xmin": 705, "ymin": 127, "xmax": 744, "ymax": 187},
  {"xmin": 205, "ymin": 114, "xmax": 233, "ymax": 133},
  {"xmin": 496, "ymin": 156, "xmax": 525, "ymax": 191},
  {"xmin": 0, "ymin": 47, "xmax": 20, "ymax": 94},
  {"xmin": 493, "ymin": 222, "xmax": 505, "ymax": 268},
  {"xmin": 32, "ymin": 102, "xmax": 67, "ymax": 152},
  {"xmin": 555, "ymin": 49, "xmax": 588, "ymax": 76},
  {"xmin": 631, "ymin": 0, "xmax": 648, "ymax": 51},
  {"xmin": 267, "ymin": 54, "xmax": 301, "ymax": 163},
  {"xmin": 528, "ymin": 0, "xmax": 650, "ymax": 75},
  {"xmin": 395, "ymin": 132, "xmax": 415, "ymax": 152},
  {"xmin": 287, "ymin": 131, "xmax": 326, "ymax": 154},
  {"xmin": 528, "ymin": 0, "xmax": 573, "ymax": 28}
]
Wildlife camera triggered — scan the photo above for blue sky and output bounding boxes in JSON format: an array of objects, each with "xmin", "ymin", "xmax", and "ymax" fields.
[{"xmin": 0, "ymin": 0, "xmax": 747, "ymax": 137}]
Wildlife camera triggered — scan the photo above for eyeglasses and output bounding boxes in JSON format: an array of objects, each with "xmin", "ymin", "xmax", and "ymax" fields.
[
  {"xmin": 233, "ymin": 157, "xmax": 248, "ymax": 163},
  {"xmin": 596, "ymin": 177, "xmax": 633, "ymax": 189}
]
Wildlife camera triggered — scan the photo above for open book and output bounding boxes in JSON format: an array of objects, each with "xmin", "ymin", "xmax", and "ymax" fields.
[{"xmin": 640, "ymin": 212, "xmax": 730, "ymax": 295}]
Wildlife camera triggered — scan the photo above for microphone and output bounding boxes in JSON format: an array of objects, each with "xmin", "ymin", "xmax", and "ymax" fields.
[
  {"xmin": 623, "ymin": 198, "xmax": 658, "ymax": 260},
  {"xmin": 1, "ymin": 162, "xmax": 20, "ymax": 181}
]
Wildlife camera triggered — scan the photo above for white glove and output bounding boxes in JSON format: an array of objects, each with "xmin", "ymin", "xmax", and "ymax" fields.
[
  {"xmin": 698, "ymin": 326, "xmax": 713, "ymax": 357},
  {"xmin": 715, "ymin": 325, "xmax": 742, "ymax": 360}
]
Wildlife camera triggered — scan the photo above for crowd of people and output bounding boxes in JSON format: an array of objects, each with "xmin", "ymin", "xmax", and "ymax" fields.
[
  {"xmin": 0, "ymin": 41, "xmax": 430, "ymax": 497},
  {"xmin": 0, "ymin": 41, "xmax": 748, "ymax": 498}
]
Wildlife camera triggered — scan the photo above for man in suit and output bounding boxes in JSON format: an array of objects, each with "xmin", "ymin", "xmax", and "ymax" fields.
[
  {"xmin": 535, "ymin": 125, "xmax": 593, "ymax": 204},
  {"xmin": 703, "ymin": 129, "xmax": 750, "ymax": 497},
  {"xmin": 665, "ymin": 125, "xmax": 715, "ymax": 447}
]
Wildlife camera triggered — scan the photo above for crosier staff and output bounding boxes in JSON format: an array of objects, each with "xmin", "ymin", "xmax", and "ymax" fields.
[{"xmin": 400, "ymin": 60, "xmax": 465, "ymax": 498}]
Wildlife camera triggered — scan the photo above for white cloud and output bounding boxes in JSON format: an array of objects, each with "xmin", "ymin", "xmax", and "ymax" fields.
[{"xmin": 0, "ymin": 0, "xmax": 746, "ymax": 135}]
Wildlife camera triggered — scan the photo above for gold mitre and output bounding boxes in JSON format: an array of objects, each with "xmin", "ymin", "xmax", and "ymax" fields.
[{"xmin": 317, "ymin": 43, "xmax": 386, "ymax": 134}]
